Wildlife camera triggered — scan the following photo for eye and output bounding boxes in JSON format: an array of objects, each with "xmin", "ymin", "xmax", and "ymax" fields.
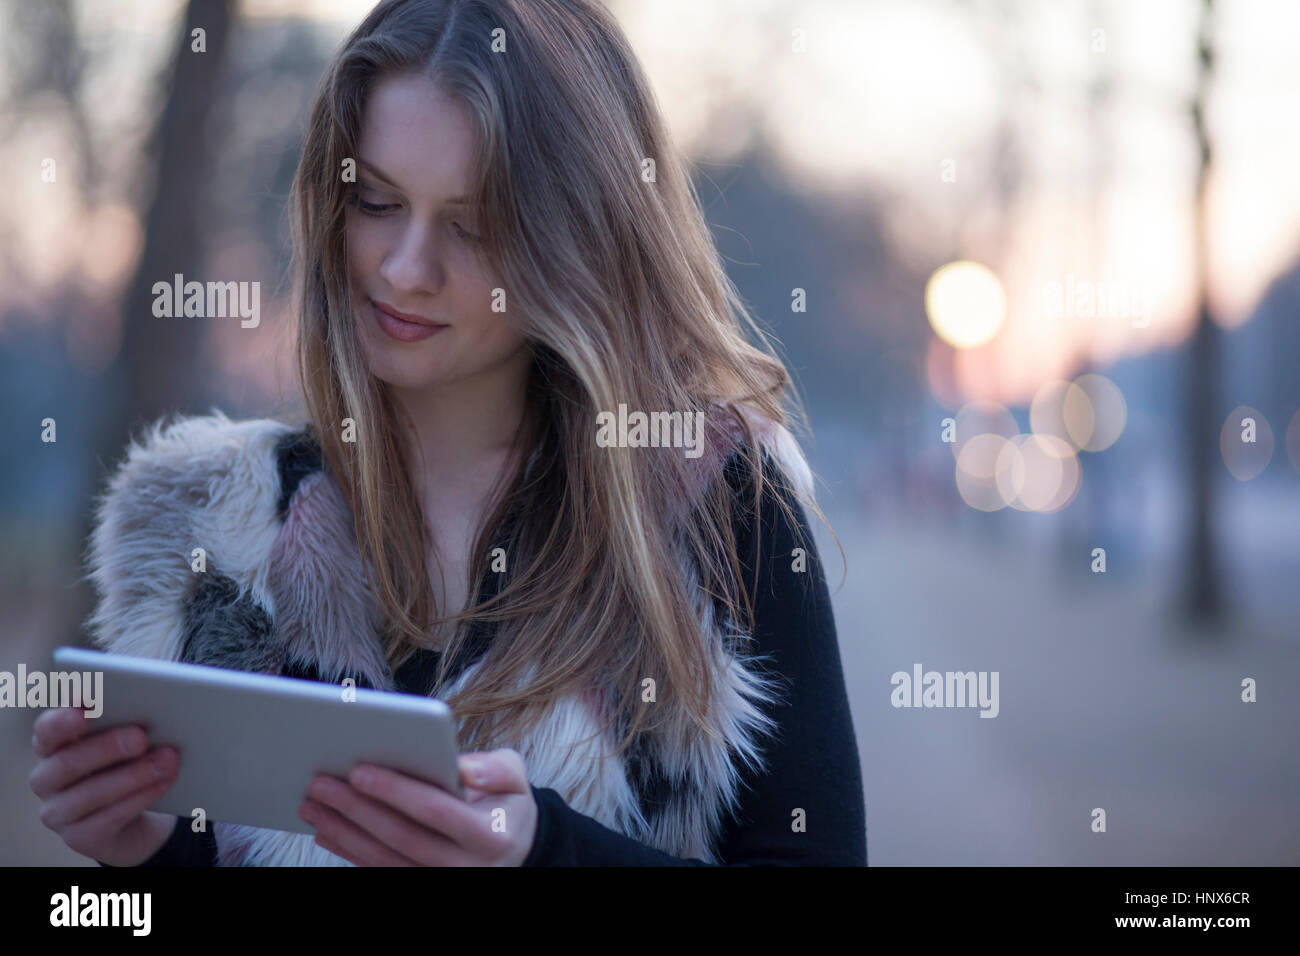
[
  {"xmin": 357, "ymin": 198, "xmax": 398, "ymax": 216},
  {"xmin": 451, "ymin": 220, "xmax": 480, "ymax": 243},
  {"xmin": 348, "ymin": 184, "xmax": 398, "ymax": 216}
]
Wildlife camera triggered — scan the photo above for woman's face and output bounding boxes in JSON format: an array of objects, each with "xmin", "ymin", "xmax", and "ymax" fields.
[{"xmin": 346, "ymin": 72, "xmax": 526, "ymax": 393}]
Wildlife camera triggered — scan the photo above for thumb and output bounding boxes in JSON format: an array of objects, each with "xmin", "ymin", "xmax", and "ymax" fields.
[{"xmin": 459, "ymin": 749, "xmax": 527, "ymax": 794}]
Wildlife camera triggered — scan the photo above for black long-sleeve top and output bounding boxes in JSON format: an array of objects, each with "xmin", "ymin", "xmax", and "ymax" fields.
[{"xmin": 100, "ymin": 449, "xmax": 867, "ymax": 867}]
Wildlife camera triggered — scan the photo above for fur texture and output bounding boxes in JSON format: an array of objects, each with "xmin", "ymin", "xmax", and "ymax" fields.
[{"xmin": 83, "ymin": 407, "xmax": 815, "ymax": 865}]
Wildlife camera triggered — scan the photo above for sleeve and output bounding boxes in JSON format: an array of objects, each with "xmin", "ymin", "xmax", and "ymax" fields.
[
  {"xmin": 97, "ymin": 816, "xmax": 219, "ymax": 868},
  {"xmin": 522, "ymin": 450, "xmax": 867, "ymax": 866}
]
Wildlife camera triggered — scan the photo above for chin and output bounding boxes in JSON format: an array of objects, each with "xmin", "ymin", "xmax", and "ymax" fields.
[
  {"xmin": 366, "ymin": 360, "xmax": 450, "ymax": 392},
  {"xmin": 358, "ymin": 333, "xmax": 449, "ymax": 391}
]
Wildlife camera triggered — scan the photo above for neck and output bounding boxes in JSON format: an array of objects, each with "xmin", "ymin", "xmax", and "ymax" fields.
[{"xmin": 389, "ymin": 347, "xmax": 533, "ymax": 494}]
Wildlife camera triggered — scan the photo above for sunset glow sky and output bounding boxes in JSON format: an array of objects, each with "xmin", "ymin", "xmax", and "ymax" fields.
[{"xmin": 4, "ymin": 0, "xmax": 1297, "ymax": 408}]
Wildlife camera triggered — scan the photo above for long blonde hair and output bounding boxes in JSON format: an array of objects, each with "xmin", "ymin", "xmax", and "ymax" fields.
[{"xmin": 289, "ymin": 0, "xmax": 823, "ymax": 757}]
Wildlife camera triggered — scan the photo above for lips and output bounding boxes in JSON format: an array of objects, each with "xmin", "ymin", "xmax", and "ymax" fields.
[
  {"xmin": 370, "ymin": 299, "xmax": 449, "ymax": 343},
  {"xmin": 371, "ymin": 300, "xmax": 447, "ymax": 327}
]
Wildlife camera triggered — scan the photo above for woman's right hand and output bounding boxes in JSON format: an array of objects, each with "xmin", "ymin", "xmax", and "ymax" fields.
[{"xmin": 29, "ymin": 706, "xmax": 180, "ymax": 867}]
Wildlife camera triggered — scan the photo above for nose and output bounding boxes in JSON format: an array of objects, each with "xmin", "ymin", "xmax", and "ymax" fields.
[{"xmin": 377, "ymin": 219, "xmax": 444, "ymax": 296}]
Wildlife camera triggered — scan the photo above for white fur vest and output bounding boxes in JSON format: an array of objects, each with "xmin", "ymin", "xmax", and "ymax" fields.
[{"xmin": 81, "ymin": 408, "xmax": 816, "ymax": 866}]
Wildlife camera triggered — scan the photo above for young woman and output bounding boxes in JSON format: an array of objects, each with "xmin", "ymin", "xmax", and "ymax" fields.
[{"xmin": 29, "ymin": 0, "xmax": 866, "ymax": 866}]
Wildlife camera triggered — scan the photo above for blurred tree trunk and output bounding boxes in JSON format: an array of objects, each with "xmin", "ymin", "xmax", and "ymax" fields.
[
  {"xmin": 112, "ymin": 0, "xmax": 234, "ymax": 433},
  {"xmin": 1183, "ymin": 0, "xmax": 1223, "ymax": 627},
  {"xmin": 74, "ymin": 0, "xmax": 234, "ymax": 636}
]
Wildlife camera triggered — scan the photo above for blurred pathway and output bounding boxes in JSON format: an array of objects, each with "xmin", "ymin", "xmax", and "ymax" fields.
[{"xmin": 820, "ymin": 506, "xmax": 1300, "ymax": 865}]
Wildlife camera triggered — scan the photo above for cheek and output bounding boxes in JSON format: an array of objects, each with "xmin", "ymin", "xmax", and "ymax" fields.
[
  {"xmin": 345, "ymin": 221, "xmax": 379, "ymax": 284},
  {"xmin": 469, "ymin": 284, "xmax": 525, "ymax": 353},
  {"xmin": 455, "ymin": 259, "xmax": 512, "ymax": 335},
  {"xmin": 476, "ymin": 319, "xmax": 529, "ymax": 373}
]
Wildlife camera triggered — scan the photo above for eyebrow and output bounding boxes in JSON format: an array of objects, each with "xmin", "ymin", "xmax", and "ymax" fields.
[{"xmin": 357, "ymin": 158, "xmax": 473, "ymax": 205}]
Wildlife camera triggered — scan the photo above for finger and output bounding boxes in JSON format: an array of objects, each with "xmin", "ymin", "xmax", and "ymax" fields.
[
  {"xmin": 61, "ymin": 776, "xmax": 175, "ymax": 852},
  {"xmin": 348, "ymin": 765, "xmax": 488, "ymax": 848},
  {"xmin": 32, "ymin": 707, "xmax": 93, "ymax": 759},
  {"xmin": 40, "ymin": 747, "xmax": 178, "ymax": 830},
  {"xmin": 28, "ymin": 725, "xmax": 148, "ymax": 799},
  {"xmin": 313, "ymin": 834, "xmax": 358, "ymax": 865},
  {"xmin": 460, "ymin": 750, "xmax": 529, "ymax": 795},
  {"xmin": 300, "ymin": 797, "xmax": 425, "ymax": 866},
  {"xmin": 304, "ymin": 778, "xmax": 469, "ymax": 864}
]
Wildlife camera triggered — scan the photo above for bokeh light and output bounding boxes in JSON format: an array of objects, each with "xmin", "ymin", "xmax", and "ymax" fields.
[
  {"xmin": 998, "ymin": 433, "xmax": 1082, "ymax": 513},
  {"xmin": 1029, "ymin": 379, "xmax": 1091, "ymax": 452},
  {"xmin": 1220, "ymin": 405, "xmax": 1273, "ymax": 480},
  {"xmin": 955, "ymin": 432, "xmax": 1014, "ymax": 511},
  {"xmin": 1071, "ymin": 374, "xmax": 1127, "ymax": 452},
  {"xmin": 925, "ymin": 261, "xmax": 1007, "ymax": 349}
]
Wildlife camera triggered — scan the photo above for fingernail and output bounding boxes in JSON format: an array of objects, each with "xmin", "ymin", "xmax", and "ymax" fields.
[{"xmin": 149, "ymin": 749, "xmax": 173, "ymax": 776}]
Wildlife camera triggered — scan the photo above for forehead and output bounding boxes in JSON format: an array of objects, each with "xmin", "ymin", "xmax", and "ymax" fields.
[{"xmin": 357, "ymin": 72, "xmax": 476, "ymax": 200}]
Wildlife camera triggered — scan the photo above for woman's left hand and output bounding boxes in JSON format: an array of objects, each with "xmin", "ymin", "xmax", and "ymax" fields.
[{"xmin": 298, "ymin": 748, "xmax": 537, "ymax": 866}]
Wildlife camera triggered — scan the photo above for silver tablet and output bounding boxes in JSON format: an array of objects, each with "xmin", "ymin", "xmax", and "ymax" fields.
[{"xmin": 51, "ymin": 646, "xmax": 464, "ymax": 835}]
